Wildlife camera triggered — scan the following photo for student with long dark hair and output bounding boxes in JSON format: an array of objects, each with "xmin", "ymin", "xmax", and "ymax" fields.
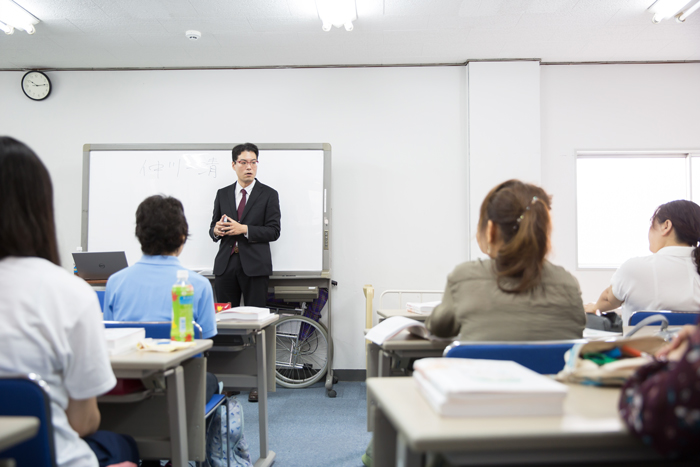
[
  {"xmin": 0, "ymin": 136, "xmax": 138, "ymax": 467},
  {"xmin": 585, "ymin": 200, "xmax": 700, "ymax": 325},
  {"xmin": 426, "ymin": 179, "xmax": 585, "ymax": 340}
]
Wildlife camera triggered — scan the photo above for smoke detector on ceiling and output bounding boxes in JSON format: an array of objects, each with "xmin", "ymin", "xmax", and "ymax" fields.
[{"xmin": 185, "ymin": 30, "xmax": 201, "ymax": 41}]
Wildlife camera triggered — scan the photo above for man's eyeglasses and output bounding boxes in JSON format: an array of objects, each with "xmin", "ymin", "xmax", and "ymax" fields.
[{"xmin": 236, "ymin": 160, "xmax": 258, "ymax": 167}]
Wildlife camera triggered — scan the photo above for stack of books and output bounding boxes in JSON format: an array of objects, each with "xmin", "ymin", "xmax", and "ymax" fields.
[
  {"xmin": 104, "ymin": 327, "xmax": 146, "ymax": 355},
  {"xmin": 215, "ymin": 306, "xmax": 270, "ymax": 321},
  {"xmin": 413, "ymin": 358, "xmax": 569, "ymax": 417},
  {"xmin": 406, "ymin": 300, "xmax": 441, "ymax": 315}
]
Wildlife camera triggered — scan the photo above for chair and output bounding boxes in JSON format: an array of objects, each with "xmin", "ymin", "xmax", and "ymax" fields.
[
  {"xmin": 628, "ymin": 310, "xmax": 700, "ymax": 326},
  {"xmin": 95, "ymin": 290, "xmax": 105, "ymax": 311},
  {"xmin": 0, "ymin": 374, "xmax": 56, "ymax": 467},
  {"xmin": 443, "ymin": 340, "xmax": 586, "ymax": 375},
  {"xmin": 103, "ymin": 320, "xmax": 203, "ymax": 339}
]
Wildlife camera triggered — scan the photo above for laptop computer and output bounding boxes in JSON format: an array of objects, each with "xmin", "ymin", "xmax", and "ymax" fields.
[{"xmin": 73, "ymin": 251, "xmax": 128, "ymax": 280}]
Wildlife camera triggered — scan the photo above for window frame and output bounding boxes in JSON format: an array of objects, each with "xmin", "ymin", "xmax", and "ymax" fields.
[{"xmin": 575, "ymin": 150, "xmax": 699, "ymax": 271}]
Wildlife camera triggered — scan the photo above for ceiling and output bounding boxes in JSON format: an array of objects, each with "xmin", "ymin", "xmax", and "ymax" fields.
[{"xmin": 1, "ymin": 0, "xmax": 699, "ymax": 70}]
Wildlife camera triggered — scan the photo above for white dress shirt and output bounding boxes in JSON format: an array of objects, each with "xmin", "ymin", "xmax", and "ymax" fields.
[
  {"xmin": 611, "ymin": 246, "xmax": 700, "ymax": 324},
  {"xmin": 235, "ymin": 179, "xmax": 255, "ymax": 213},
  {"xmin": 234, "ymin": 179, "xmax": 254, "ymax": 240}
]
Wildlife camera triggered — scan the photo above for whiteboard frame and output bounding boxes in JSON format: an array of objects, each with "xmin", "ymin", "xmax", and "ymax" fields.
[{"xmin": 81, "ymin": 143, "xmax": 332, "ymax": 277}]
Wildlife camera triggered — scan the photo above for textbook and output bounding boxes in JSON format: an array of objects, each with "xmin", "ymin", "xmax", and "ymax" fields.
[
  {"xmin": 216, "ymin": 306, "xmax": 270, "ymax": 321},
  {"xmin": 406, "ymin": 300, "xmax": 441, "ymax": 315},
  {"xmin": 413, "ymin": 358, "xmax": 568, "ymax": 417},
  {"xmin": 365, "ymin": 316, "xmax": 453, "ymax": 345},
  {"xmin": 104, "ymin": 327, "xmax": 145, "ymax": 356}
]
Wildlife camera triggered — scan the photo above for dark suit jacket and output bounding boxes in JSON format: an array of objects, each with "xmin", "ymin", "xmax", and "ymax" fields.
[{"xmin": 209, "ymin": 180, "xmax": 281, "ymax": 277}]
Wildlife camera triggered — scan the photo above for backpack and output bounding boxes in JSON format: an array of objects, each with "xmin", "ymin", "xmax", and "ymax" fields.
[{"xmin": 206, "ymin": 396, "xmax": 253, "ymax": 467}]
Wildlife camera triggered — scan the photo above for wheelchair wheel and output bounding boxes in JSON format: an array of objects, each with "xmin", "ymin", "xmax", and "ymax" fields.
[{"xmin": 275, "ymin": 315, "xmax": 329, "ymax": 388}]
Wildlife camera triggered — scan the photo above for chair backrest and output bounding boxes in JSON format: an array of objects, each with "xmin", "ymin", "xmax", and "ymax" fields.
[
  {"xmin": 443, "ymin": 340, "xmax": 585, "ymax": 375},
  {"xmin": 95, "ymin": 290, "xmax": 105, "ymax": 311},
  {"xmin": 0, "ymin": 374, "xmax": 56, "ymax": 467},
  {"xmin": 628, "ymin": 310, "xmax": 700, "ymax": 326},
  {"xmin": 103, "ymin": 320, "xmax": 204, "ymax": 339}
]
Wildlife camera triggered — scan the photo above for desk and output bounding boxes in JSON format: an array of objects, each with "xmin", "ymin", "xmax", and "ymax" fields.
[
  {"xmin": 367, "ymin": 331, "xmax": 448, "ymax": 379},
  {"xmin": 0, "ymin": 416, "xmax": 39, "ymax": 453},
  {"xmin": 366, "ymin": 331, "xmax": 450, "ymax": 431},
  {"xmin": 100, "ymin": 340, "xmax": 212, "ymax": 467},
  {"xmin": 207, "ymin": 315, "xmax": 278, "ymax": 467},
  {"xmin": 368, "ymin": 377, "xmax": 663, "ymax": 466},
  {"xmin": 377, "ymin": 309, "xmax": 429, "ymax": 322}
]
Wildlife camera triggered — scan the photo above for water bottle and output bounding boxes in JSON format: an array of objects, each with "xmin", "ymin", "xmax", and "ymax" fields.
[{"xmin": 171, "ymin": 270, "xmax": 194, "ymax": 342}]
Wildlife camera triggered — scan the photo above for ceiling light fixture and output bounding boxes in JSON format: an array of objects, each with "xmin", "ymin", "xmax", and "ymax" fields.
[
  {"xmin": 316, "ymin": 0, "xmax": 356, "ymax": 32},
  {"xmin": 647, "ymin": 0, "xmax": 700, "ymax": 23},
  {"xmin": 0, "ymin": 0, "xmax": 38, "ymax": 34},
  {"xmin": 677, "ymin": 0, "xmax": 700, "ymax": 20}
]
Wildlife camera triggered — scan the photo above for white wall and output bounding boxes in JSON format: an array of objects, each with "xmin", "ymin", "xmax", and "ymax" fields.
[
  {"xmin": 4, "ymin": 62, "xmax": 699, "ymax": 369},
  {"xmin": 541, "ymin": 63, "xmax": 700, "ymax": 302},
  {"xmin": 0, "ymin": 66, "xmax": 468, "ymax": 369},
  {"xmin": 467, "ymin": 61, "xmax": 541, "ymax": 259}
]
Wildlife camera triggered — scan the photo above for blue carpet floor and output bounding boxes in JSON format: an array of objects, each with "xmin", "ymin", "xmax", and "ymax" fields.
[{"xmin": 237, "ymin": 381, "xmax": 371, "ymax": 467}]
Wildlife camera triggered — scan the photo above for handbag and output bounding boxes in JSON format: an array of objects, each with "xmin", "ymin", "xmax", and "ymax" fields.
[
  {"xmin": 206, "ymin": 396, "xmax": 253, "ymax": 467},
  {"xmin": 556, "ymin": 335, "xmax": 667, "ymax": 386}
]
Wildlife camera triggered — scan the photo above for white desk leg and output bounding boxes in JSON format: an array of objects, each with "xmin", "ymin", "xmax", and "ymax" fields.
[
  {"xmin": 397, "ymin": 433, "xmax": 421, "ymax": 467},
  {"xmin": 255, "ymin": 329, "xmax": 276, "ymax": 467},
  {"xmin": 367, "ymin": 342, "xmax": 381, "ymax": 432},
  {"xmin": 367, "ymin": 342, "xmax": 380, "ymax": 379},
  {"xmin": 378, "ymin": 350, "xmax": 392, "ymax": 377},
  {"xmin": 373, "ymin": 404, "xmax": 397, "ymax": 467},
  {"xmin": 166, "ymin": 365, "xmax": 189, "ymax": 467}
]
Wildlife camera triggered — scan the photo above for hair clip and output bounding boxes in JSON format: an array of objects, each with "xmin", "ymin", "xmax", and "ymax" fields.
[{"xmin": 515, "ymin": 196, "xmax": 539, "ymax": 229}]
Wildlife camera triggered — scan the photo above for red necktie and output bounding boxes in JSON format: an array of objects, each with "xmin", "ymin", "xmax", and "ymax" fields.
[
  {"xmin": 237, "ymin": 189, "xmax": 247, "ymax": 220},
  {"xmin": 232, "ymin": 189, "xmax": 247, "ymax": 255}
]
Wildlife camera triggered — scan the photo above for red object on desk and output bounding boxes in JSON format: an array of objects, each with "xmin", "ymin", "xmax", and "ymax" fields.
[
  {"xmin": 106, "ymin": 378, "xmax": 146, "ymax": 395},
  {"xmin": 215, "ymin": 302, "xmax": 232, "ymax": 313}
]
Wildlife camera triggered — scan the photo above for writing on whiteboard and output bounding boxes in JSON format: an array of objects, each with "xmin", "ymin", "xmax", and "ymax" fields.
[{"xmin": 137, "ymin": 155, "xmax": 221, "ymax": 179}]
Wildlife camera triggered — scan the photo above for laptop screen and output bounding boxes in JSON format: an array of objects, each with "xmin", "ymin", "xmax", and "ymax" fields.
[{"xmin": 73, "ymin": 251, "xmax": 128, "ymax": 280}]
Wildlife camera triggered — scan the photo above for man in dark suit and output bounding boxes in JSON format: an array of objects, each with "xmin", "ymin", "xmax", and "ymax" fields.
[
  {"xmin": 209, "ymin": 143, "xmax": 280, "ymax": 403},
  {"xmin": 209, "ymin": 142, "xmax": 281, "ymax": 309}
]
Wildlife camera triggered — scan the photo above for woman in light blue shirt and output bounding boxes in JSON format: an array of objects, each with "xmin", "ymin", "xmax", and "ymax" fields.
[{"xmin": 104, "ymin": 195, "xmax": 217, "ymax": 338}]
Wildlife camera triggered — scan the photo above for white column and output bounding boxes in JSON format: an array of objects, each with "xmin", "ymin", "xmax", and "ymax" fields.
[{"xmin": 467, "ymin": 61, "xmax": 541, "ymax": 260}]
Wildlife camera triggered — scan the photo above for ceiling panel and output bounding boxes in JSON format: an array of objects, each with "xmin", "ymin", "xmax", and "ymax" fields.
[{"xmin": 0, "ymin": 0, "xmax": 697, "ymax": 70}]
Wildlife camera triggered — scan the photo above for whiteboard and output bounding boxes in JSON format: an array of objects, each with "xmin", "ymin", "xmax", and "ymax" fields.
[{"xmin": 82, "ymin": 144, "xmax": 331, "ymax": 275}]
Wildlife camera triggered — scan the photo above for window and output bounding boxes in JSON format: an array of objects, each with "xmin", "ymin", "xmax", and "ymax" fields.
[{"xmin": 576, "ymin": 152, "xmax": 700, "ymax": 269}]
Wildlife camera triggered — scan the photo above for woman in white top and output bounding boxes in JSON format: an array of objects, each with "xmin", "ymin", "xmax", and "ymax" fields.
[
  {"xmin": 0, "ymin": 137, "xmax": 139, "ymax": 467},
  {"xmin": 586, "ymin": 200, "xmax": 700, "ymax": 325}
]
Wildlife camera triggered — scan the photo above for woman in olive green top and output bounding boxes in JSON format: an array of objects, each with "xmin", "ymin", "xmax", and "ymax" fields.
[{"xmin": 426, "ymin": 180, "xmax": 585, "ymax": 341}]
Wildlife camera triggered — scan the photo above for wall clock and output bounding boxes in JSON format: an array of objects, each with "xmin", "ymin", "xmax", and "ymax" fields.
[{"xmin": 21, "ymin": 71, "xmax": 51, "ymax": 101}]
